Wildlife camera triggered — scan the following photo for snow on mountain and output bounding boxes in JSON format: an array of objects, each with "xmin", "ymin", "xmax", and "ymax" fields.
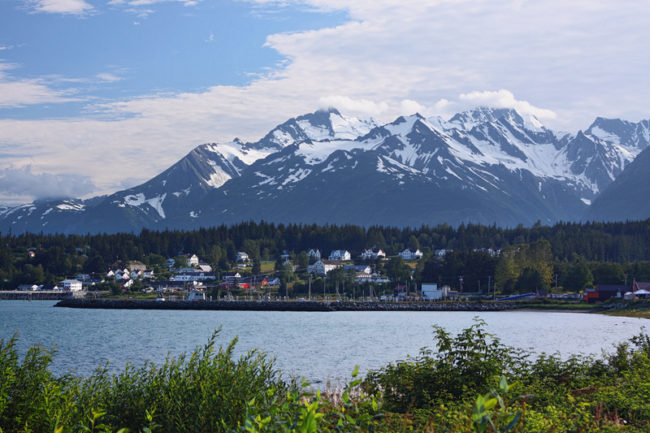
[{"xmin": 2, "ymin": 106, "xmax": 650, "ymax": 233}]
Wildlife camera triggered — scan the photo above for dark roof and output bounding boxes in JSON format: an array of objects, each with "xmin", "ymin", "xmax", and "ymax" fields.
[
  {"xmin": 595, "ymin": 285, "xmax": 626, "ymax": 292},
  {"xmin": 634, "ymin": 282, "xmax": 650, "ymax": 291}
]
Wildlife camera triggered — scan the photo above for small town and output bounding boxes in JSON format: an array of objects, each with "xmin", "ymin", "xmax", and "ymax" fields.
[{"xmin": 5, "ymin": 245, "xmax": 650, "ymax": 308}]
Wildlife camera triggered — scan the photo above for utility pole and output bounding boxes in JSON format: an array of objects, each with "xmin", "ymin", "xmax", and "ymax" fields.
[
  {"xmin": 459, "ymin": 275, "xmax": 464, "ymax": 292},
  {"xmin": 308, "ymin": 274, "xmax": 312, "ymax": 300},
  {"xmin": 488, "ymin": 276, "xmax": 492, "ymax": 297}
]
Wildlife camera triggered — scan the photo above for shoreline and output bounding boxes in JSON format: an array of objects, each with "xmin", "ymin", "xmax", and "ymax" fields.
[{"xmin": 54, "ymin": 298, "xmax": 517, "ymax": 312}]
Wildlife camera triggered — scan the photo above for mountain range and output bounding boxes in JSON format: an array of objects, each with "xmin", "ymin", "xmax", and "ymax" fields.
[{"xmin": 2, "ymin": 107, "xmax": 649, "ymax": 234}]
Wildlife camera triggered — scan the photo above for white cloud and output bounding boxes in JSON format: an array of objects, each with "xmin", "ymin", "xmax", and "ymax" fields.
[
  {"xmin": 0, "ymin": 62, "xmax": 81, "ymax": 107},
  {"xmin": 96, "ymin": 72, "xmax": 122, "ymax": 83},
  {"xmin": 318, "ymin": 95, "xmax": 389, "ymax": 117},
  {"xmin": 458, "ymin": 89, "xmax": 557, "ymax": 120},
  {"xmin": 108, "ymin": 0, "xmax": 203, "ymax": 16},
  {"xmin": 0, "ymin": 165, "xmax": 96, "ymax": 200},
  {"xmin": 26, "ymin": 0, "xmax": 93, "ymax": 15},
  {"xmin": 400, "ymin": 99, "xmax": 429, "ymax": 116}
]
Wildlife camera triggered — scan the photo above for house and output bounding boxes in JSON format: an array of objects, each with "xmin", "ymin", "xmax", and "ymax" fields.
[
  {"xmin": 61, "ymin": 279, "xmax": 83, "ymax": 292},
  {"xmin": 166, "ymin": 258, "xmax": 176, "ymax": 268},
  {"xmin": 266, "ymin": 277, "xmax": 281, "ymax": 286},
  {"xmin": 76, "ymin": 273, "xmax": 91, "ymax": 281},
  {"xmin": 222, "ymin": 272, "xmax": 242, "ymax": 283},
  {"xmin": 360, "ymin": 249, "xmax": 386, "ymax": 260},
  {"xmin": 188, "ymin": 254, "xmax": 200, "ymax": 267},
  {"xmin": 171, "ymin": 272, "xmax": 216, "ymax": 282},
  {"xmin": 472, "ymin": 248, "xmax": 500, "ymax": 257},
  {"xmin": 329, "ymin": 250, "xmax": 351, "ymax": 261},
  {"xmin": 633, "ymin": 281, "xmax": 650, "ymax": 292},
  {"xmin": 236, "ymin": 252, "xmax": 250, "ymax": 262},
  {"xmin": 434, "ymin": 249, "xmax": 451, "ymax": 257},
  {"xmin": 106, "ymin": 270, "xmax": 115, "ymax": 278},
  {"xmin": 18, "ymin": 284, "xmax": 39, "ymax": 291},
  {"xmin": 399, "ymin": 248, "xmax": 423, "ymax": 261},
  {"xmin": 308, "ymin": 260, "xmax": 342, "ymax": 276},
  {"xmin": 343, "ymin": 265, "xmax": 372, "ymax": 274},
  {"xmin": 115, "ymin": 270, "xmax": 131, "ymax": 281},
  {"xmin": 307, "ymin": 249, "xmax": 321, "ymax": 260},
  {"xmin": 198, "ymin": 263, "xmax": 212, "ymax": 272},
  {"xmin": 584, "ymin": 285, "xmax": 625, "ymax": 303},
  {"xmin": 282, "ymin": 259, "xmax": 297, "ymax": 272},
  {"xmin": 143, "ymin": 270, "xmax": 154, "ymax": 279},
  {"xmin": 128, "ymin": 261, "xmax": 147, "ymax": 272},
  {"xmin": 421, "ymin": 283, "xmax": 447, "ymax": 300}
]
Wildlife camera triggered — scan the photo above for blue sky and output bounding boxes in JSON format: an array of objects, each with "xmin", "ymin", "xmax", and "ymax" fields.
[
  {"xmin": 0, "ymin": 0, "xmax": 345, "ymax": 119},
  {"xmin": 1, "ymin": 0, "xmax": 650, "ymax": 205}
]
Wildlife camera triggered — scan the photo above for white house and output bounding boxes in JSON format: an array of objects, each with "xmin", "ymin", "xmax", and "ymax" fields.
[
  {"xmin": 222, "ymin": 272, "xmax": 242, "ymax": 282},
  {"xmin": 198, "ymin": 263, "xmax": 212, "ymax": 272},
  {"xmin": 236, "ymin": 252, "xmax": 250, "ymax": 262},
  {"xmin": 360, "ymin": 249, "xmax": 386, "ymax": 260},
  {"xmin": 399, "ymin": 248, "xmax": 423, "ymax": 261},
  {"xmin": 307, "ymin": 260, "xmax": 341, "ymax": 276},
  {"xmin": 307, "ymin": 249, "xmax": 321, "ymax": 260},
  {"xmin": 128, "ymin": 261, "xmax": 147, "ymax": 272},
  {"xmin": 421, "ymin": 283, "xmax": 447, "ymax": 300},
  {"xmin": 328, "ymin": 250, "xmax": 351, "ymax": 261},
  {"xmin": 189, "ymin": 254, "xmax": 200, "ymax": 266},
  {"xmin": 61, "ymin": 279, "xmax": 83, "ymax": 292}
]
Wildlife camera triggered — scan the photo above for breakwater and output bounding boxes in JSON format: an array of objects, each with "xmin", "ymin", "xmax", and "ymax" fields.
[
  {"xmin": 0, "ymin": 290, "xmax": 68, "ymax": 300},
  {"xmin": 54, "ymin": 298, "xmax": 516, "ymax": 312}
]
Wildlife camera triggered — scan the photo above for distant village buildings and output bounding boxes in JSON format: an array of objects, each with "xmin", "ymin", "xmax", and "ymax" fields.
[
  {"xmin": 329, "ymin": 250, "xmax": 351, "ymax": 261},
  {"xmin": 399, "ymin": 248, "xmax": 423, "ymax": 261},
  {"xmin": 360, "ymin": 249, "xmax": 386, "ymax": 260}
]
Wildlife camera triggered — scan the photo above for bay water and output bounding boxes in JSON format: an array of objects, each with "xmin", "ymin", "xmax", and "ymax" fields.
[{"xmin": 0, "ymin": 301, "xmax": 647, "ymax": 384}]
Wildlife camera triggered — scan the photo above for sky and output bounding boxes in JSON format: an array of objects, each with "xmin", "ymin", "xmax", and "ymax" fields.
[{"xmin": 1, "ymin": 0, "xmax": 649, "ymax": 205}]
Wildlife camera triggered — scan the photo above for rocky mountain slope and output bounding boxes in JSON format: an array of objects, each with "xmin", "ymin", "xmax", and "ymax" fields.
[{"xmin": 1, "ymin": 107, "xmax": 648, "ymax": 234}]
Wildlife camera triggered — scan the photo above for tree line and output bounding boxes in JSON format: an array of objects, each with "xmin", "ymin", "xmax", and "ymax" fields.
[{"xmin": 1, "ymin": 219, "xmax": 650, "ymax": 293}]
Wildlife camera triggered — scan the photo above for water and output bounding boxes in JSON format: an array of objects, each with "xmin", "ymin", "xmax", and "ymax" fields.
[{"xmin": 0, "ymin": 301, "xmax": 647, "ymax": 384}]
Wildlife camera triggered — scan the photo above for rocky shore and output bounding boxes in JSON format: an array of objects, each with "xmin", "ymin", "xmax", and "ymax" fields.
[{"xmin": 54, "ymin": 298, "xmax": 516, "ymax": 312}]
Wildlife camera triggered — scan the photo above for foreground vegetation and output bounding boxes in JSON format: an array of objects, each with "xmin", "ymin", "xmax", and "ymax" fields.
[{"xmin": 2, "ymin": 321, "xmax": 650, "ymax": 432}]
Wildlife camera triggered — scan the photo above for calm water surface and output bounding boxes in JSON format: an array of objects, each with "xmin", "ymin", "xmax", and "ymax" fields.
[{"xmin": 1, "ymin": 301, "xmax": 647, "ymax": 384}]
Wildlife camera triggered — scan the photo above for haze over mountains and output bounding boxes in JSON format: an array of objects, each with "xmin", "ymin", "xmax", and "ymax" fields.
[{"xmin": 1, "ymin": 107, "xmax": 649, "ymax": 234}]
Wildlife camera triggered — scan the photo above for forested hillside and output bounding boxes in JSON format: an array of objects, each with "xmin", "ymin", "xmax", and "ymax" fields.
[{"xmin": 2, "ymin": 219, "xmax": 650, "ymax": 293}]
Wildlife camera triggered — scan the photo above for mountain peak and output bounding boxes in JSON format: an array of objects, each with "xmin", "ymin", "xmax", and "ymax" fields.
[{"xmin": 449, "ymin": 106, "xmax": 522, "ymax": 129}]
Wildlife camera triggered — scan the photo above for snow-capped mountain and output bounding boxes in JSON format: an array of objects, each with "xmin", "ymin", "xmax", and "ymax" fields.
[{"xmin": 1, "ymin": 107, "xmax": 649, "ymax": 234}]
